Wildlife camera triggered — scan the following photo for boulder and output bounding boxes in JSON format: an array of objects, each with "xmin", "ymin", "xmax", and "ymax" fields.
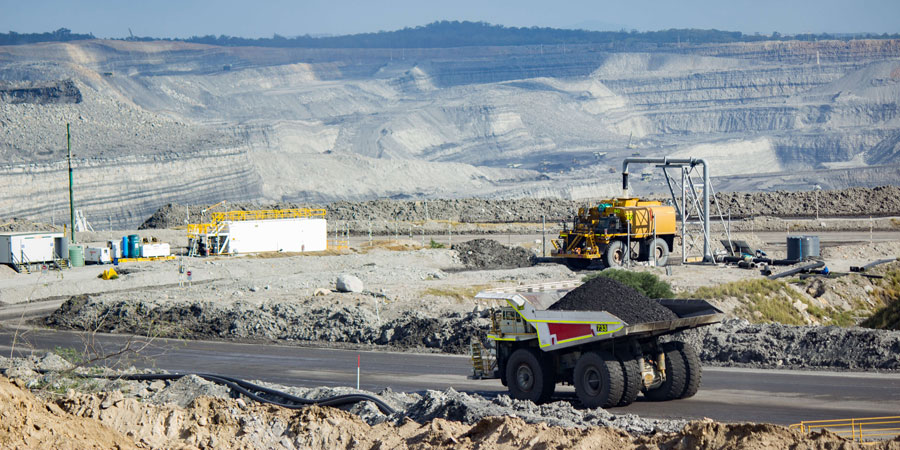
[{"xmin": 336, "ymin": 274, "xmax": 364, "ymax": 293}]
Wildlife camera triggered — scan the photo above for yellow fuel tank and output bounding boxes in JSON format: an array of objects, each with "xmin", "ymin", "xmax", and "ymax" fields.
[{"xmin": 610, "ymin": 204, "xmax": 676, "ymax": 237}]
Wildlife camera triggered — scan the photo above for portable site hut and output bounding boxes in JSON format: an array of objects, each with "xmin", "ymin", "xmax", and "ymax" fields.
[
  {"xmin": 0, "ymin": 232, "xmax": 66, "ymax": 269},
  {"xmin": 188, "ymin": 209, "xmax": 327, "ymax": 255}
]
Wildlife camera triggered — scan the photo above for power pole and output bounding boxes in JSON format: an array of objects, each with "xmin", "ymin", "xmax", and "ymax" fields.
[{"xmin": 67, "ymin": 123, "xmax": 76, "ymax": 244}]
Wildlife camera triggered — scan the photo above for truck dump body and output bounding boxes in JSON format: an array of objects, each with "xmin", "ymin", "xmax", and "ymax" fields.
[
  {"xmin": 476, "ymin": 281, "xmax": 723, "ymax": 352},
  {"xmin": 475, "ymin": 280, "xmax": 723, "ymax": 408}
]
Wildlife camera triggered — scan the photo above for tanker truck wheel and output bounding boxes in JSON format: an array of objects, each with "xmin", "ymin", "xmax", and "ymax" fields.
[
  {"xmin": 643, "ymin": 342, "xmax": 687, "ymax": 401},
  {"xmin": 574, "ymin": 351, "xmax": 623, "ymax": 408},
  {"xmin": 604, "ymin": 240, "xmax": 626, "ymax": 268},
  {"xmin": 506, "ymin": 348, "xmax": 555, "ymax": 404},
  {"xmin": 639, "ymin": 238, "xmax": 670, "ymax": 266},
  {"xmin": 649, "ymin": 238, "xmax": 670, "ymax": 266}
]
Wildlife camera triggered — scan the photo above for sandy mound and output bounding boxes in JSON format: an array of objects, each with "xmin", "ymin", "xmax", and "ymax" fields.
[
  {"xmin": 0, "ymin": 377, "xmax": 137, "ymax": 449},
  {"xmin": 3, "ymin": 372, "xmax": 896, "ymax": 449}
]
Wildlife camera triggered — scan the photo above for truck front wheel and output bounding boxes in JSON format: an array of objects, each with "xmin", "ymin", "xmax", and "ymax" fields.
[
  {"xmin": 574, "ymin": 351, "xmax": 623, "ymax": 408},
  {"xmin": 506, "ymin": 348, "xmax": 555, "ymax": 404},
  {"xmin": 604, "ymin": 240, "xmax": 625, "ymax": 268}
]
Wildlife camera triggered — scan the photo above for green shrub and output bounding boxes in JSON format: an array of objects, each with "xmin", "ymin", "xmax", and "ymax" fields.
[
  {"xmin": 429, "ymin": 239, "xmax": 445, "ymax": 249},
  {"xmin": 583, "ymin": 269, "xmax": 675, "ymax": 299},
  {"xmin": 861, "ymin": 266, "xmax": 900, "ymax": 330},
  {"xmin": 689, "ymin": 278, "xmax": 809, "ymax": 325},
  {"xmin": 861, "ymin": 300, "xmax": 900, "ymax": 330}
]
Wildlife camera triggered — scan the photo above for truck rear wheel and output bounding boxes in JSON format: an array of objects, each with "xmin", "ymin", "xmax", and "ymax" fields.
[
  {"xmin": 643, "ymin": 342, "xmax": 687, "ymax": 402},
  {"xmin": 574, "ymin": 351, "xmax": 623, "ymax": 408},
  {"xmin": 676, "ymin": 342, "xmax": 701, "ymax": 399},
  {"xmin": 506, "ymin": 348, "xmax": 555, "ymax": 404},
  {"xmin": 604, "ymin": 240, "xmax": 625, "ymax": 268},
  {"xmin": 615, "ymin": 352, "xmax": 642, "ymax": 407}
]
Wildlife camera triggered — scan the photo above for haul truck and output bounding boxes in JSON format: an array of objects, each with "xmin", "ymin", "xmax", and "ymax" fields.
[
  {"xmin": 471, "ymin": 281, "xmax": 723, "ymax": 408},
  {"xmin": 551, "ymin": 198, "xmax": 676, "ymax": 269}
]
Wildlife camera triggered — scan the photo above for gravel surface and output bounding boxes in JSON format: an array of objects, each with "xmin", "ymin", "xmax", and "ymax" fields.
[
  {"xmin": 452, "ymin": 239, "xmax": 536, "ymax": 270},
  {"xmin": 548, "ymin": 277, "xmax": 678, "ymax": 324}
]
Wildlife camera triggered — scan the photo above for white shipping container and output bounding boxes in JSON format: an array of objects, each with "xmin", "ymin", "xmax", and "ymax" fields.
[
  {"xmin": 0, "ymin": 232, "xmax": 63, "ymax": 265},
  {"xmin": 109, "ymin": 242, "xmax": 122, "ymax": 259},
  {"xmin": 225, "ymin": 218, "xmax": 326, "ymax": 254},
  {"xmin": 140, "ymin": 243, "xmax": 171, "ymax": 258},
  {"xmin": 85, "ymin": 247, "xmax": 112, "ymax": 264}
]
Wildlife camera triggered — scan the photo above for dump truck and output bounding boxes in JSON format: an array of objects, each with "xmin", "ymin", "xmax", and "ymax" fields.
[
  {"xmin": 551, "ymin": 198, "xmax": 676, "ymax": 269},
  {"xmin": 470, "ymin": 281, "xmax": 723, "ymax": 408}
]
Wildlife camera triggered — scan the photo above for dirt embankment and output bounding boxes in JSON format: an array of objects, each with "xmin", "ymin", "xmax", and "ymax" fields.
[
  {"xmin": 138, "ymin": 186, "xmax": 900, "ymax": 230},
  {"xmin": 1, "ymin": 361, "xmax": 897, "ymax": 450}
]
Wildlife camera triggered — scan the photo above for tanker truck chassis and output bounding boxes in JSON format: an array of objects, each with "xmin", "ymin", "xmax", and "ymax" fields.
[{"xmin": 472, "ymin": 281, "xmax": 723, "ymax": 408}]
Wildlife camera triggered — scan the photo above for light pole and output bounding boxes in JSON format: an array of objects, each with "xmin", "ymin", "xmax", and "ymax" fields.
[{"xmin": 814, "ymin": 185, "xmax": 822, "ymax": 221}]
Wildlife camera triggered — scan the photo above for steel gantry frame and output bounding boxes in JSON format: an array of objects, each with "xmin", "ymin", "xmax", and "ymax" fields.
[{"xmin": 622, "ymin": 157, "xmax": 731, "ymax": 264}]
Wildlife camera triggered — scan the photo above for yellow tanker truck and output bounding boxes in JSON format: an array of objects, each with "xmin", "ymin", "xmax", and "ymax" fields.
[{"xmin": 551, "ymin": 198, "xmax": 676, "ymax": 269}]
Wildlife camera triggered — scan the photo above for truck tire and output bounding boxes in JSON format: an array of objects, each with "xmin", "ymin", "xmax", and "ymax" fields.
[
  {"xmin": 650, "ymin": 238, "xmax": 670, "ymax": 266},
  {"xmin": 604, "ymin": 240, "xmax": 626, "ymax": 268},
  {"xmin": 640, "ymin": 238, "xmax": 669, "ymax": 266},
  {"xmin": 506, "ymin": 348, "xmax": 555, "ymax": 404},
  {"xmin": 642, "ymin": 342, "xmax": 687, "ymax": 402},
  {"xmin": 676, "ymin": 342, "xmax": 701, "ymax": 399},
  {"xmin": 615, "ymin": 352, "xmax": 642, "ymax": 407},
  {"xmin": 574, "ymin": 351, "xmax": 623, "ymax": 408}
]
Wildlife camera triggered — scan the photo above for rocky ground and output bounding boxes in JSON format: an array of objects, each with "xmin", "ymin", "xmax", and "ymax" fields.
[
  {"xmin": 1, "ymin": 211, "xmax": 900, "ymax": 447},
  {"xmin": 19, "ymin": 238, "xmax": 899, "ymax": 373}
]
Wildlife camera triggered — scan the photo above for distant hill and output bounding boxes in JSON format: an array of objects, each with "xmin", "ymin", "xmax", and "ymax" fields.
[
  {"xmin": 3, "ymin": 21, "xmax": 899, "ymax": 48},
  {"xmin": 0, "ymin": 28, "xmax": 95, "ymax": 45}
]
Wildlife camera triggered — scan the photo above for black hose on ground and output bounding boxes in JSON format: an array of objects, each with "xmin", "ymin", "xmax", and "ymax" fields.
[{"xmin": 41, "ymin": 370, "xmax": 398, "ymax": 416}]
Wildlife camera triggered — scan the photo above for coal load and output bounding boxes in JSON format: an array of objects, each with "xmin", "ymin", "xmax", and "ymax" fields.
[
  {"xmin": 548, "ymin": 276, "xmax": 678, "ymax": 324},
  {"xmin": 453, "ymin": 239, "xmax": 535, "ymax": 270}
]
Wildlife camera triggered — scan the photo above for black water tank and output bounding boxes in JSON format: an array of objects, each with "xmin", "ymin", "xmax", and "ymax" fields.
[
  {"xmin": 787, "ymin": 235, "xmax": 820, "ymax": 260},
  {"xmin": 787, "ymin": 236, "xmax": 803, "ymax": 261}
]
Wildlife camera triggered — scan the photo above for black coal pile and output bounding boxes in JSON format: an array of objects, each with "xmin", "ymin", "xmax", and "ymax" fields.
[
  {"xmin": 548, "ymin": 277, "xmax": 678, "ymax": 324},
  {"xmin": 452, "ymin": 239, "xmax": 535, "ymax": 270}
]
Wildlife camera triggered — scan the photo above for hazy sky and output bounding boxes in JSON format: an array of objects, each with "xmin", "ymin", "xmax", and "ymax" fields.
[{"xmin": 3, "ymin": 0, "xmax": 898, "ymax": 38}]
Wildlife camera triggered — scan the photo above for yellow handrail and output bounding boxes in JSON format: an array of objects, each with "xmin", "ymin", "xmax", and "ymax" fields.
[
  {"xmin": 328, "ymin": 239, "xmax": 349, "ymax": 250},
  {"xmin": 210, "ymin": 208, "xmax": 325, "ymax": 223},
  {"xmin": 188, "ymin": 208, "xmax": 327, "ymax": 238},
  {"xmin": 790, "ymin": 416, "xmax": 900, "ymax": 443}
]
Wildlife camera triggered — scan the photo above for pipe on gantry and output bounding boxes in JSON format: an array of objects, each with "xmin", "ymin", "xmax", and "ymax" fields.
[{"xmin": 621, "ymin": 157, "xmax": 713, "ymax": 263}]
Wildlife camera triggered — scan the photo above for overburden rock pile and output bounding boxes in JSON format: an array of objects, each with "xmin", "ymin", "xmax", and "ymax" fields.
[
  {"xmin": 138, "ymin": 186, "xmax": 900, "ymax": 230},
  {"xmin": 452, "ymin": 239, "xmax": 536, "ymax": 270},
  {"xmin": 678, "ymin": 318, "xmax": 900, "ymax": 370},
  {"xmin": 713, "ymin": 185, "xmax": 900, "ymax": 218},
  {"xmin": 45, "ymin": 295, "xmax": 491, "ymax": 354}
]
